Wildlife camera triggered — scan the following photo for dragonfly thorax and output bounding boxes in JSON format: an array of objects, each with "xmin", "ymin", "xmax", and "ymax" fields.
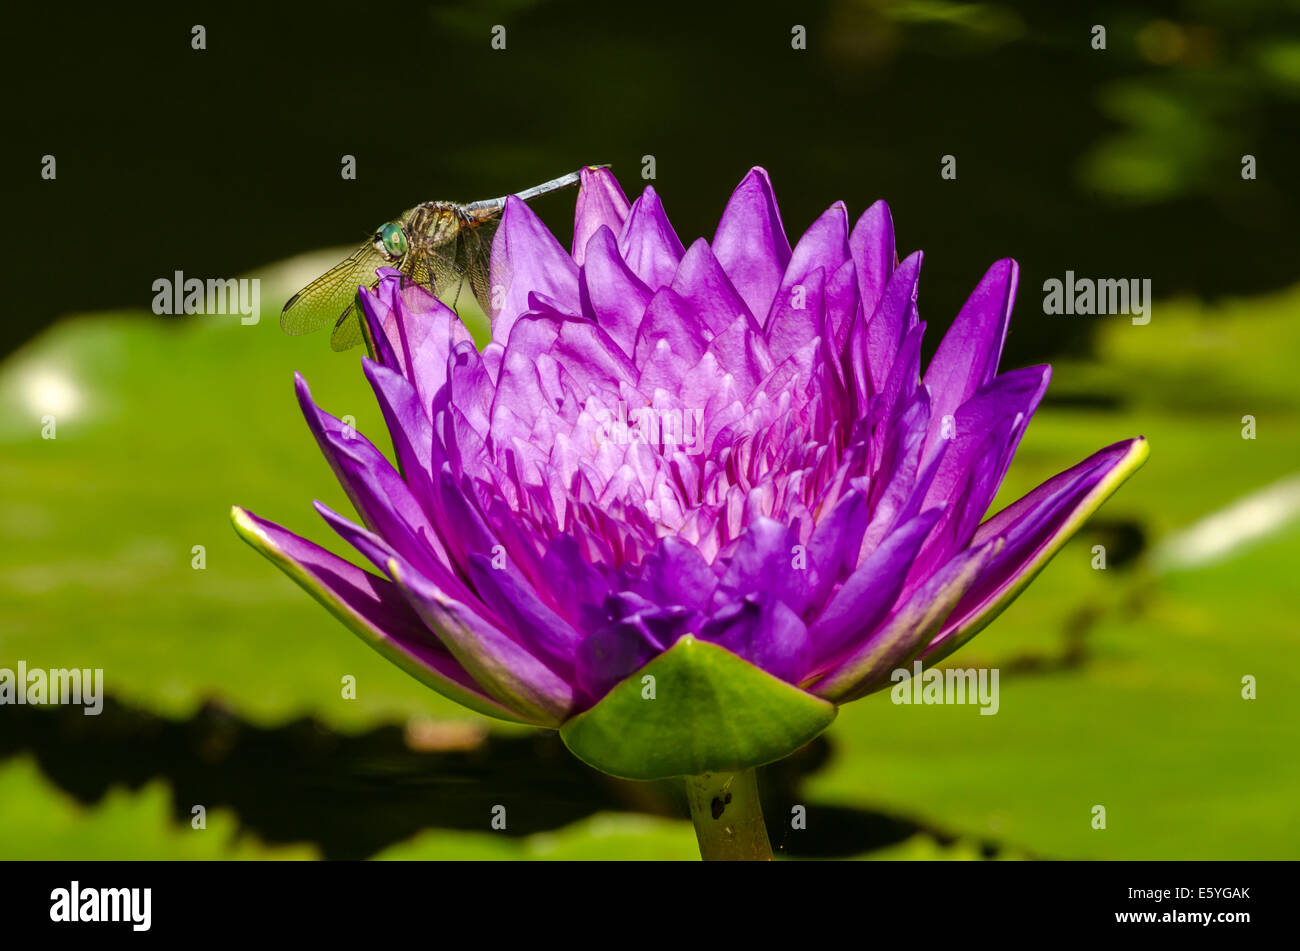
[{"xmin": 406, "ymin": 202, "xmax": 493, "ymax": 251}]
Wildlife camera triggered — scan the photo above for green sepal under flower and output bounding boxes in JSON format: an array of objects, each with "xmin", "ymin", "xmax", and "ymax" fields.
[{"xmin": 560, "ymin": 635, "xmax": 837, "ymax": 780}]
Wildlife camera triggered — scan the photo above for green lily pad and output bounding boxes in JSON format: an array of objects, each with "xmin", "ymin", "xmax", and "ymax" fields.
[
  {"xmin": 374, "ymin": 813, "xmax": 701, "ymax": 861},
  {"xmin": 560, "ymin": 635, "xmax": 837, "ymax": 780},
  {"xmin": 0, "ymin": 257, "xmax": 505, "ymax": 731},
  {"xmin": 0, "ymin": 757, "xmax": 316, "ymax": 860}
]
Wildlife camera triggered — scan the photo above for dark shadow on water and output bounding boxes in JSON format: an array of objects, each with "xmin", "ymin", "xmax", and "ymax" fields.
[{"xmin": 1, "ymin": 697, "xmax": 1023, "ymax": 859}]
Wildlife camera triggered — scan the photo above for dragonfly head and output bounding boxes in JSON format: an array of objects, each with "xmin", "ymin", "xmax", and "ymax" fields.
[{"xmin": 372, "ymin": 221, "xmax": 409, "ymax": 261}]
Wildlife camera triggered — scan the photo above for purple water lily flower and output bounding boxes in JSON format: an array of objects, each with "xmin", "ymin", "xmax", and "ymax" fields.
[{"xmin": 233, "ymin": 166, "xmax": 1145, "ymax": 858}]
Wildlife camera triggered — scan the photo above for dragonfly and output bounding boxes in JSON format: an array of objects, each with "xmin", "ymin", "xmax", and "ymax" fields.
[{"xmin": 280, "ymin": 167, "xmax": 602, "ymax": 351}]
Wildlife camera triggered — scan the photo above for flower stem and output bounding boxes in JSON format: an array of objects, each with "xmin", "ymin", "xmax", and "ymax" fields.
[{"xmin": 684, "ymin": 769, "xmax": 773, "ymax": 861}]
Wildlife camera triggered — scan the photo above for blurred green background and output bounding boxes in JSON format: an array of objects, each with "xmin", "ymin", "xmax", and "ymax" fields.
[{"xmin": 1, "ymin": 0, "xmax": 1298, "ymax": 859}]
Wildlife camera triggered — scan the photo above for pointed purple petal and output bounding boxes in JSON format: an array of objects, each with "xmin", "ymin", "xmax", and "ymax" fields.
[
  {"xmin": 578, "ymin": 226, "xmax": 651, "ymax": 357},
  {"xmin": 923, "ymin": 258, "xmax": 1018, "ymax": 429},
  {"xmin": 294, "ymin": 373, "xmax": 448, "ymax": 584},
  {"xmin": 807, "ymin": 506, "xmax": 945, "ymax": 674},
  {"xmin": 387, "ymin": 554, "xmax": 575, "ymax": 726},
  {"xmin": 779, "ymin": 201, "xmax": 850, "ymax": 305},
  {"xmin": 712, "ymin": 167, "xmax": 792, "ymax": 324},
  {"xmin": 490, "ymin": 195, "xmax": 580, "ymax": 343},
  {"xmin": 672, "ymin": 237, "xmax": 754, "ymax": 335},
  {"xmin": 618, "ymin": 186, "xmax": 685, "ymax": 290},
  {"xmin": 465, "ymin": 552, "xmax": 582, "ymax": 679},
  {"xmin": 924, "ymin": 437, "xmax": 1150, "ymax": 664},
  {"xmin": 573, "ymin": 166, "xmax": 631, "ymax": 265},
  {"xmin": 909, "ymin": 365, "xmax": 1053, "ymax": 579},
  {"xmin": 230, "ymin": 507, "xmax": 532, "ymax": 724},
  {"xmin": 849, "ymin": 199, "xmax": 897, "ymax": 319},
  {"xmin": 811, "ymin": 537, "xmax": 1002, "ymax": 701},
  {"xmin": 866, "ymin": 251, "xmax": 923, "ymax": 395}
]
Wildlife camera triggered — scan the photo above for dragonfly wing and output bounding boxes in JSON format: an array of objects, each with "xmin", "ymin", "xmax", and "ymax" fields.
[
  {"xmin": 328, "ymin": 300, "xmax": 366, "ymax": 352},
  {"xmin": 456, "ymin": 216, "xmax": 500, "ymax": 314},
  {"xmin": 410, "ymin": 237, "xmax": 470, "ymax": 310},
  {"xmin": 282, "ymin": 245, "xmax": 387, "ymax": 338}
]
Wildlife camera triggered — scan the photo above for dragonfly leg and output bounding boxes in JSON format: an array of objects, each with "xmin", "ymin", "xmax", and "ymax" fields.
[{"xmin": 450, "ymin": 275, "xmax": 464, "ymax": 315}]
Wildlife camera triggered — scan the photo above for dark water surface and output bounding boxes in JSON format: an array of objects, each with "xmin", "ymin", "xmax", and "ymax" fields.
[{"xmin": 5, "ymin": 1, "xmax": 1298, "ymax": 363}]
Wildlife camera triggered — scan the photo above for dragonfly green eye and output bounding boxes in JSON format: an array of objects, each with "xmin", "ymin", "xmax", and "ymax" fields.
[{"xmin": 375, "ymin": 222, "xmax": 408, "ymax": 260}]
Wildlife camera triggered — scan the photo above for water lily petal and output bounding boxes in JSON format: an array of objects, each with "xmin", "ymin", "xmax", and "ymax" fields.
[
  {"xmin": 230, "ymin": 506, "xmax": 531, "ymax": 724},
  {"xmin": 619, "ymin": 186, "xmax": 685, "ymax": 290},
  {"xmin": 573, "ymin": 165, "xmax": 631, "ymax": 265},
  {"xmin": 924, "ymin": 437, "xmax": 1150, "ymax": 664},
  {"xmin": 849, "ymin": 199, "xmax": 897, "ymax": 319},
  {"xmin": 490, "ymin": 195, "xmax": 580, "ymax": 342},
  {"xmin": 923, "ymin": 258, "xmax": 1018, "ymax": 435},
  {"xmin": 465, "ymin": 552, "xmax": 582, "ymax": 678},
  {"xmin": 866, "ymin": 251, "xmax": 923, "ymax": 396},
  {"xmin": 387, "ymin": 554, "xmax": 575, "ymax": 726},
  {"xmin": 712, "ymin": 167, "xmax": 792, "ymax": 323},
  {"xmin": 245, "ymin": 166, "xmax": 1147, "ymax": 752},
  {"xmin": 807, "ymin": 506, "xmax": 945, "ymax": 672},
  {"xmin": 578, "ymin": 226, "xmax": 651, "ymax": 357},
  {"xmin": 811, "ymin": 536, "xmax": 1002, "ymax": 701},
  {"xmin": 672, "ymin": 237, "xmax": 754, "ymax": 336},
  {"xmin": 294, "ymin": 373, "xmax": 447, "ymax": 583}
]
